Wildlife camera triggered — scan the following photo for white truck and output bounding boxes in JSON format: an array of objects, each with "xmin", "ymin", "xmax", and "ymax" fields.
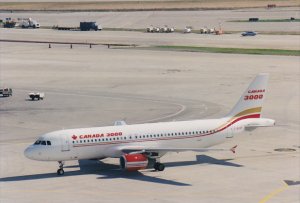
[
  {"xmin": 184, "ymin": 26, "xmax": 192, "ymax": 33},
  {"xmin": 0, "ymin": 88, "xmax": 12, "ymax": 97},
  {"xmin": 19, "ymin": 18, "xmax": 40, "ymax": 29}
]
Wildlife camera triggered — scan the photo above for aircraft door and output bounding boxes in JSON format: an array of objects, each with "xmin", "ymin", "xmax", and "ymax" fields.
[{"xmin": 61, "ymin": 134, "xmax": 70, "ymax": 151}]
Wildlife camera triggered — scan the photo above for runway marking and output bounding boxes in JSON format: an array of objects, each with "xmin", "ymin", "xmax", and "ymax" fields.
[
  {"xmin": 139, "ymin": 103, "xmax": 186, "ymax": 123},
  {"xmin": 15, "ymin": 88, "xmax": 190, "ymax": 123},
  {"xmin": 259, "ymin": 181, "xmax": 288, "ymax": 203}
]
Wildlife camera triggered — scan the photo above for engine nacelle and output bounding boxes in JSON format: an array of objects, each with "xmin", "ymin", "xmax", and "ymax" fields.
[{"xmin": 120, "ymin": 154, "xmax": 148, "ymax": 171}]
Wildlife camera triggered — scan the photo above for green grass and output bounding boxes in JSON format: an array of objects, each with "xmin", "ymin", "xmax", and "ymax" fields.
[
  {"xmin": 230, "ymin": 19, "xmax": 300, "ymax": 22},
  {"xmin": 152, "ymin": 45, "xmax": 300, "ymax": 56}
]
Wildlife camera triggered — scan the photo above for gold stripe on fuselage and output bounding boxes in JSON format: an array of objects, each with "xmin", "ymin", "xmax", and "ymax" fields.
[{"xmin": 214, "ymin": 107, "xmax": 262, "ymax": 131}]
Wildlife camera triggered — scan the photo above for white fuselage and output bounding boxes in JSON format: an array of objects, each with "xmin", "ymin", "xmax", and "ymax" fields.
[{"xmin": 24, "ymin": 117, "xmax": 247, "ymax": 162}]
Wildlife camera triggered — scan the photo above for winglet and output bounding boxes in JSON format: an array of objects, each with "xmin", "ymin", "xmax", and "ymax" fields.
[{"xmin": 230, "ymin": 145, "xmax": 238, "ymax": 153}]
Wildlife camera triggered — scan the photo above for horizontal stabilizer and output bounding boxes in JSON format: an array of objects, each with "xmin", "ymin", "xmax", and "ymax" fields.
[{"xmin": 245, "ymin": 118, "xmax": 275, "ymax": 128}]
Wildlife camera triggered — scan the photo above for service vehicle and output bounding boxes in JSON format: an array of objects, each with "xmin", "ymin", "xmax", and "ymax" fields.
[
  {"xmin": 0, "ymin": 88, "xmax": 12, "ymax": 97},
  {"xmin": 19, "ymin": 18, "xmax": 40, "ymax": 28},
  {"xmin": 29, "ymin": 92, "xmax": 44, "ymax": 100},
  {"xmin": 242, "ymin": 31, "xmax": 257, "ymax": 36}
]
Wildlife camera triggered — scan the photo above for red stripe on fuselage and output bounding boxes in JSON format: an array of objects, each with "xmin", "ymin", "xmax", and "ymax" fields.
[
  {"xmin": 216, "ymin": 113, "xmax": 260, "ymax": 133},
  {"xmin": 73, "ymin": 113, "xmax": 260, "ymax": 148}
]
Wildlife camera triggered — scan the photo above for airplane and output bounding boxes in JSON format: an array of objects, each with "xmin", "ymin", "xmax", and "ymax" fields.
[{"xmin": 24, "ymin": 73, "xmax": 275, "ymax": 175}]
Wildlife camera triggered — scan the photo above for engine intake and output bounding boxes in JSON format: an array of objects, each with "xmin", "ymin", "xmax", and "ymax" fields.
[{"xmin": 120, "ymin": 154, "xmax": 148, "ymax": 171}]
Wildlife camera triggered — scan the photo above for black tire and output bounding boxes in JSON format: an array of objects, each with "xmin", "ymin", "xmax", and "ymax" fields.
[
  {"xmin": 154, "ymin": 162, "xmax": 165, "ymax": 171},
  {"xmin": 157, "ymin": 163, "xmax": 165, "ymax": 171},
  {"xmin": 57, "ymin": 169, "xmax": 64, "ymax": 175}
]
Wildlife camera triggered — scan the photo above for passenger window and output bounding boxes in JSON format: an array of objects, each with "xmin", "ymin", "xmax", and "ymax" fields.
[{"xmin": 41, "ymin": 141, "xmax": 46, "ymax": 145}]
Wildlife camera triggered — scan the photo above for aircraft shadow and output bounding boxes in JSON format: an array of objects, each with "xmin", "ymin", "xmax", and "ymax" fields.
[
  {"xmin": 165, "ymin": 155, "xmax": 243, "ymax": 168},
  {"xmin": 0, "ymin": 155, "xmax": 242, "ymax": 186}
]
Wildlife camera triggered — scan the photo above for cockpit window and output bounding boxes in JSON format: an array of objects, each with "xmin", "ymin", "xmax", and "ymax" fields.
[
  {"xmin": 33, "ymin": 140, "xmax": 51, "ymax": 145},
  {"xmin": 34, "ymin": 140, "xmax": 41, "ymax": 145}
]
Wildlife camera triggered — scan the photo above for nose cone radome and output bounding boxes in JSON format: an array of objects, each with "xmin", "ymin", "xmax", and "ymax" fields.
[{"xmin": 24, "ymin": 146, "xmax": 37, "ymax": 160}]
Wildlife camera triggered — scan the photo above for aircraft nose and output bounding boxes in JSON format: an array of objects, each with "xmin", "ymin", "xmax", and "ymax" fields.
[{"xmin": 24, "ymin": 146, "xmax": 35, "ymax": 160}]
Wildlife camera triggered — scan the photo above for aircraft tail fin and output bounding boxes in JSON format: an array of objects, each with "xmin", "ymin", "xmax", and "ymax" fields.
[{"xmin": 226, "ymin": 73, "xmax": 269, "ymax": 119}]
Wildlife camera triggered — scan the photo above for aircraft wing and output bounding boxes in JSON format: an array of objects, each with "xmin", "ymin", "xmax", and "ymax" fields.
[{"xmin": 120, "ymin": 145, "xmax": 237, "ymax": 154}]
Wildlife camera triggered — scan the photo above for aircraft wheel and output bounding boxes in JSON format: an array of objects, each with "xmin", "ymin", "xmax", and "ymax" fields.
[
  {"xmin": 57, "ymin": 169, "xmax": 64, "ymax": 175},
  {"xmin": 154, "ymin": 162, "xmax": 165, "ymax": 171},
  {"xmin": 157, "ymin": 163, "xmax": 165, "ymax": 171}
]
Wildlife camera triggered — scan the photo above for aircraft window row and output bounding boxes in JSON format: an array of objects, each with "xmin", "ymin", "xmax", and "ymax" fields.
[
  {"xmin": 72, "ymin": 130, "xmax": 216, "ymax": 144},
  {"xmin": 34, "ymin": 140, "xmax": 51, "ymax": 145}
]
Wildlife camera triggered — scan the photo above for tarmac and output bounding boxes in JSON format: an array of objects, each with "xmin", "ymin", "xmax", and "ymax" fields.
[{"xmin": 0, "ymin": 7, "xmax": 300, "ymax": 203}]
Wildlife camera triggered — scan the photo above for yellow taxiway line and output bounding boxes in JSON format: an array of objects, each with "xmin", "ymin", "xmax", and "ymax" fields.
[{"xmin": 259, "ymin": 181, "xmax": 289, "ymax": 203}]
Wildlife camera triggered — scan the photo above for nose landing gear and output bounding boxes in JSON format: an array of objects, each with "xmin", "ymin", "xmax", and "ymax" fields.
[{"xmin": 57, "ymin": 161, "xmax": 65, "ymax": 175}]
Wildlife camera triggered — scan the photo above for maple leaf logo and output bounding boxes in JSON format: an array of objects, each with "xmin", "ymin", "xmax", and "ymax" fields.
[{"xmin": 72, "ymin": 135, "xmax": 78, "ymax": 140}]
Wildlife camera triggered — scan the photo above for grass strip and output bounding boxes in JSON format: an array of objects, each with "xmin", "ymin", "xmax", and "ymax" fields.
[
  {"xmin": 230, "ymin": 19, "xmax": 300, "ymax": 22},
  {"xmin": 153, "ymin": 45, "xmax": 300, "ymax": 56}
]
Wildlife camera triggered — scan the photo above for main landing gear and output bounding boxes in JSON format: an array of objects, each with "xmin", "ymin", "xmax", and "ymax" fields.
[
  {"xmin": 153, "ymin": 162, "xmax": 165, "ymax": 171},
  {"xmin": 57, "ymin": 161, "xmax": 65, "ymax": 175}
]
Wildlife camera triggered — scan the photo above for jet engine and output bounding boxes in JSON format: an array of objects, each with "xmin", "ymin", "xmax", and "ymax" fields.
[{"xmin": 120, "ymin": 154, "xmax": 148, "ymax": 171}]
